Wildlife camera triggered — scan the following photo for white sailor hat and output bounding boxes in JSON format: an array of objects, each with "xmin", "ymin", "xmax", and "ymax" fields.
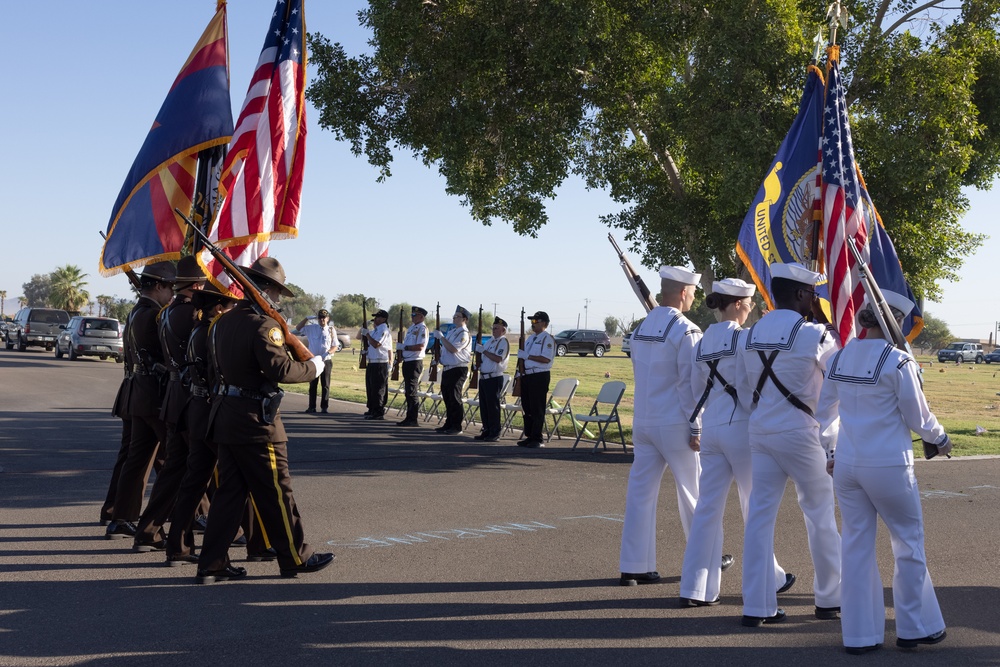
[
  {"xmin": 712, "ymin": 278, "xmax": 756, "ymax": 298},
  {"xmin": 658, "ymin": 265, "xmax": 701, "ymax": 285},
  {"xmin": 769, "ymin": 262, "xmax": 822, "ymax": 285},
  {"xmin": 862, "ymin": 288, "xmax": 915, "ymax": 318}
]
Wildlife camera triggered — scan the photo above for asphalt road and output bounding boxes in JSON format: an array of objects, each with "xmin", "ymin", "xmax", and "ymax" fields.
[{"xmin": 1, "ymin": 347, "xmax": 998, "ymax": 666}]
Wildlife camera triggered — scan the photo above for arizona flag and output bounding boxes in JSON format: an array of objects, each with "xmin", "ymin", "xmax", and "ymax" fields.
[
  {"xmin": 736, "ymin": 66, "xmax": 826, "ymax": 310},
  {"xmin": 100, "ymin": 3, "xmax": 233, "ymax": 276},
  {"xmin": 201, "ymin": 0, "xmax": 306, "ymax": 296}
]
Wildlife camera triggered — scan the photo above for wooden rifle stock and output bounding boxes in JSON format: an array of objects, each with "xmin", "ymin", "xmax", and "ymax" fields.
[
  {"xmin": 511, "ymin": 307, "xmax": 526, "ymax": 397},
  {"xmin": 470, "ymin": 305, "xmax": 483, "ymax": 389},
  {"xmin": 359, "ymin": 297, "xmax": 369, "ymax": 369},
  {"xmin": 99, "ymin": 231, "xmax": 141, "ymax": 293},
  {"xmin": 608, "ymin": 234, "xmax": 656, "ymax": 313},
  {"xmin": 391, "ymin": 307, "xmax": 404, "ymax": 381},
  {"xmin": 429, "ymin": 302, "xmax": 440, "ymax": 382},
  {"xmin": 177, "ymin": 210, "xmax": 313, "ymax": 362}
]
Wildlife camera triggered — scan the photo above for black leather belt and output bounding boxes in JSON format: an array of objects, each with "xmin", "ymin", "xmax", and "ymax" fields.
[
  {"xmin": 219, "ymin": 386, "xmax": 267, "ymax": 400},
  {"xmin": 190, "ymin": 385, "xmax": 210, "ymax": 398}
]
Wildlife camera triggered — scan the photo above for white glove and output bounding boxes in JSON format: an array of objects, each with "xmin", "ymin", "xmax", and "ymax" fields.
[
  {"xmin": 396, "ymin": 343, "xmax": 405, "ymax": 351},
  {"xmin": 475, "ymin": 343, "xmax": 486, "ymax": 353},
  {"xmin": 937, "ymin": 435, "xmax": 953, "ymax": 457},
  {"xmin": 359, "ymin": 328, "xmax": 368, "ymax": 336},
  {"xmin": 308, "ymin": 355, "xmax": 324, "ymax": 379},
  {"xmin": 432, "ymin": 330, "xmax": 443, "ymax": 340},
  {"xmin": 517, "ymin": 349, "xmax": 528, "ymax": 360}
]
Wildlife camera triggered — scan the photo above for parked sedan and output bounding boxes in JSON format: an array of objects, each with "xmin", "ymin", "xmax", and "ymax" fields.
[
  {"xmin": 985, "ymin": 348, "xmax": 1000, "ymax": 364},
  {"xmin": 55, "ymin": 316, "xmax": 124, "ymax": 362}
]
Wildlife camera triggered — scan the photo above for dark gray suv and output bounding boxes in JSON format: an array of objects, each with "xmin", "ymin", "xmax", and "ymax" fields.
[
  {"xmin": 6, "ymin": 307, "xmax": 71, "ymax": 352},
  {"xmin": 552, "ymin": 329, "xmax": 612, "ymax": 357}
]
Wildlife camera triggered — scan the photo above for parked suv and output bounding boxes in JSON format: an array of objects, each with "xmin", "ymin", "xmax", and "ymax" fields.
[
  {"xmin": 622, "ymin": 331, "xmax": 632, "ymax": 358},
  {"xmin": 6, "ymin": 307, "xmax": 71, "ymax": 352},
  {"xmin": 55, "ymin": 316, "xmax": 124, "ymax": 362},
  {"xmin": 937, "ymin": 341, "xmax": 984, "ymax": 364},
  {"xmin": 552, "ymin": 329, "xmax": 612, "ymax": 357}
]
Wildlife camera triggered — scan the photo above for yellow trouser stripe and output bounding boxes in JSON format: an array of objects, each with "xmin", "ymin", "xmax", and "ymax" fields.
[
  {"xmin": 248, "ymin": 494, "xmax": 273, "ymax": 549},
  {"xmin": 267, "ymin": 442, "xmax": 301, "ymax": 566}
]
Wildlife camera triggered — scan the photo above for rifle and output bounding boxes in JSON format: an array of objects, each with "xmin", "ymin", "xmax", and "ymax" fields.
[
  {"xmin": 608, "ymin": 234, "xmax": 657, "ymax": 313},
  {"xmin": 359, "ymin": 296, "xmax": 369, "ymax": 370},
  {"xmin": 511, "ymin": 307, "xmax": 526, "ymax": 397},
  {"xmin": 846, "ymin": 239, "xmax": 912, "ymax": 358},
  {"xmin": 470, "ymin": 304, "xmax": 483, "ymax": 390},
  {"xmin": 177, "ymin": 210, "xmax": 313, "ymax": 362},
  {"xmin": 99, "ymin": 231, "xmax": 141, "ymax": 293},
  {"xmin": 429, "ymin": 302, "xmax": 441, "ymax": 382},
  {"xmin": 391, "ymin": 307, "xmax": 404, "ymax": 381}
]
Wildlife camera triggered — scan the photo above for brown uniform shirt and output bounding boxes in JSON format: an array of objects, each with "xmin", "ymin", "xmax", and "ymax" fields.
[
  {"xmin": 125, "ymin": 296, "xmax": 167, "ymax": 418},
  {"xmin": 158, "ymin": 296, "xmax": 196, "ymax": 425},
  {"xmin": 207, "ymin": 301, "xmax": 315, "ymax": 444}
]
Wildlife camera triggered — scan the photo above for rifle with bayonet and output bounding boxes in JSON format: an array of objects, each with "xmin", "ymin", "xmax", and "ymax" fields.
[
  {"xmin": 608, "ymin": 234, "xmax": 657, "ymax": 313},
  {"xmin": 511, "ymin": 307, "xmax": 526, "ymax": 397},
  {"xmin": 470, "ymin": 304, "xmax": 483, "ymax": 390},
  {"xmin": 391, "ymin": 307, "xmax": 404, "ymax": 381},
  {"xmin": 359, "ymin": 297, "xmax": 369, "ymax": 370},
  {"xmin": 429, "ymin": 302, "xmax": 441, "ymax": 382},
  {"xmin": 177, "ymin": 210, "xmax": 312, "ymax": 362},
  {"xmin": 99, "ymin": 231, "xmax": 141, "ymax": 293}
]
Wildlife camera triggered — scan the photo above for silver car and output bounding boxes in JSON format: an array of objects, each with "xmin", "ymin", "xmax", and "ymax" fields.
[{"xmin": 55, "ymin": 316, "xmax": 124, "ymax": 362}]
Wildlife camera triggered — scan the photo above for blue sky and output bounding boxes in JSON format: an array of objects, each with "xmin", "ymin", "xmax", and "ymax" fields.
[{"xmin": 2, "ymin": 1, "xmax": 996, "ymax": 339}]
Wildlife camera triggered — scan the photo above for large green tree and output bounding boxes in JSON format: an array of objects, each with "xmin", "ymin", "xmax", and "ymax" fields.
[
  {"xmin": 22, "ymin": 274, "xmax": 52, "ymax": 308},
  {"xmin": 308, "ymin": 0, "xmax": 1000, "ymax": 299}
]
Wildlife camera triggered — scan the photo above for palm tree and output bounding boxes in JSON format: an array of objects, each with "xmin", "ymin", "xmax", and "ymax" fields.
[
  {"xmin": 49, "ymin": 265, "xmax": 90, "ymax": 313},
  {"xmin": 96, "ymin": 295, "xmax": 113, "ymax": 317},
  {"xmin": 0, "ymin": 290, "xmax": 6, "ymax": 317}
]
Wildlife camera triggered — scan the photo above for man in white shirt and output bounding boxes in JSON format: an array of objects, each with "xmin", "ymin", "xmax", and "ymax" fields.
[
  {"xmin": 396, "ymin": 306, "xmax": 430, "ymax": 427},
  {"xmin": 619, "ymin": 266, "xmax": 703, "ymax": 586},
  {"xmin": 517, "ymin": 311, "xmax": 555, "ymax": 448},
  {"xmin": 738, "ymin": 261, "xmax": 841, "ymax": 627},
  {"xmin": 432, "ymin": 306, "xmax": 472, "ymax": 435},
  {"xmin": 360, "ymin": 309, "xmax": 392, "ymax": 420},
  {"xmin": 475, "ymin": 317, "xmax": 511, "ymax": 442},
  {"xmin": 297, "ymin": 309, "xmax": 337, "ymax": 414}
]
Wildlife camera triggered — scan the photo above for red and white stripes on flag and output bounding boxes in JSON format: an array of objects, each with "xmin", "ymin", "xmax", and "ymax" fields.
[
  {"xmin": 821, "ymin": 52, "xmax": 868, "ymax": 345},
  {"xmin": 202, "ymin": 0, "xmax": 306, "ymax": 295}
]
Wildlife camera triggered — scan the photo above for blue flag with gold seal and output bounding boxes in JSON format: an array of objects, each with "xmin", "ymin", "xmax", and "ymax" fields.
[{"xmin": 736, "ymin": 65, "xmax": 825, "ymax": 310}]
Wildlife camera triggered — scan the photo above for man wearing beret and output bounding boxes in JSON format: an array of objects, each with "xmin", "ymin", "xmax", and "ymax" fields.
[
  {"xmin": 516, "ymin": 310, "xmax": 554, "ymax": 448},
  {"xmin": 397, "ymin": 306, "xmax": 430, "ymax": 427},
  {"xmin": 737, "ymin": 261, "xmax": 841, "ymax": 626},
  {"xmin": 297, "ymin": 309, "xmax": 338, "ymax": 414},
  {"xmin": 196, "ymin": 257, "xmax": 333, "ymax": 583},
  {"xmin": 360, "ymin": 309, "xmax": 392, "ymax": 420},
  {"xmin": 432, "ymin": 306, "xmax": 472, "ymax": 435},
  {"xmin": 619, "ymin": 266, "xmax": 704, "ymax": 586}
]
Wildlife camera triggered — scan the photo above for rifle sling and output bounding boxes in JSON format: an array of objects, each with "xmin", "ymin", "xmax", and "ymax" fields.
[
  {"xmin": 689, "ymin": 359, "xmax": 738, "ymax": 423},
  {"xmin": 752, "ymin": 349, "xmax": 814, "ymax": 418}
]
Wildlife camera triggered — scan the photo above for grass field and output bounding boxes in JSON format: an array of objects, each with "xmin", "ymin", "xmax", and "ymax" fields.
[{"xmin": 284, "ymin": 343, "xmax": 1000, "ymax": 456}]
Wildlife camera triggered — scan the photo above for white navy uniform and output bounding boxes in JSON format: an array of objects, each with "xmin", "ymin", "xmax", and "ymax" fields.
[
  {"xmin": 738, "ymin": 309, "xmax": 841, "ymax": 618},
  {"xmin": 619, "ymin": 306, "xmax": 703, "ymax": 575},
  {"xmin": 817, "ymin": 339, "xmax": 947, "ymax": 648},
  {"xmin": 679, "ymin": 321, "xmax": 787, "ymax": 602}
]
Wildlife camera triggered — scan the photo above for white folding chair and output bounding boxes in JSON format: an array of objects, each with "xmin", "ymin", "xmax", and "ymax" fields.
[
  {"xmin": 543, "ymin": 378, "xmax": 580, "ymax": 442},
  {"xmin": 572, "ymin": 381, "xmax": 627, "ymax": 453},
  {"xmin": 464, "ymin": 373, "xmax": 512, "ymax": 430},
  {"xmin": 501, "ymin": 396, "xmax": 523, "ymax": 437},
  {"xmin": 424, "ymin": 373, "xmax": 470, "ymax": 423},
  {"xmin": 392, "ymin": 366, "xmax": 429, "ymax": 416}
]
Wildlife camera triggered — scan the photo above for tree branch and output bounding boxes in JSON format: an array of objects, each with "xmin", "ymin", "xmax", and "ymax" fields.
[{"xmin": 882, "ymin": 0, "xmax": 950, "ymax": 37}]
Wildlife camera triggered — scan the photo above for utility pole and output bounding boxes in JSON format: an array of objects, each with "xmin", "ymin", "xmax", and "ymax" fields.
[{"xmin": 584, "ymin": 298, "xmax": 590, "ymax": 328}]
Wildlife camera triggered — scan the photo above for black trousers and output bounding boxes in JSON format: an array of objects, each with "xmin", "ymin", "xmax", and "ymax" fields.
[
  {"xmin": 101, "ymin": 417, "xmax": 133, "ymax": 521},
  {"xmin": 112, "ymin": 413, "xmax": 167, "ymax": 522},
  {"xmin": 441, "ymin": 366, "xmax": 469, "ymax": 430},
  {"xmin": 402, "ymin": 359, "xmax": 423, "ymax": 422},
  {"xmin": 198, "ymin": 440, "xmax": 313, "ymax": 572},
  {"xmin": 135, "ymin": 422, "xmax": 191, "ymax": 542},
  {"xmin": 365, "ymin": 362, "xmax": 389, "ymax": 416},
  {"xmin": 308, "ymin": 358, "xmax": 332, "ymax": 410},
  {"xmin": 520, "ymin": 371, "xmax": 550, "ymax": 441},
  {"xmin": 479, "ymin": 375, "xmax": 503, "ymax": 437}
]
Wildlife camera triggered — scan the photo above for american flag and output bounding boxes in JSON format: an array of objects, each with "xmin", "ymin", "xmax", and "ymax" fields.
[
  {"xmin": 202, "ymin": 0, "xmax": 306, "ymax": 295},
  {"xmin": 821, "ymin": 54, "xmax": 869, "ymax": 345}
]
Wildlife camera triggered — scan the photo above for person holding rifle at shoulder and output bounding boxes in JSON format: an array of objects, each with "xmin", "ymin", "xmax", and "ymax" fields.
[
  {"xmin": 396, "ymin": 305, "xmax": 429, "ymax": 427},
  {"xmin": 431, "ymin": 305, "xmax": 472, "ymax": 435},
  {"xmin": 516, "ymin": 310, "xmax": 554, "ymax": 448},
  {"xmin": 816, "ymin": 288, "xmax": 951, "ymax": 655},
  {"xmin": 296, "ymin": 308, "xmax": 337, "ymax": 414},
  {"xmin": 475, "ymin": 317, "xmax": 510, "ymax": 442},
  {"xmin": 360, "ymin": 309, "xmax": 392, "ymax": 420},
  {"xmin": 195, "ymin": 257, "xmax": 333, "ymax": 583}
]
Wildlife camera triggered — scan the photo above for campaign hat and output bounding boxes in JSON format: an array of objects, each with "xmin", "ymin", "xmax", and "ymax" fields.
[
  {"xmin": 243, "ymin": 257, "xmax": 295, "ymax": 297},
  {"xmin": 138, "ymin": 261, "xmax": 176, "ymax": 284}
]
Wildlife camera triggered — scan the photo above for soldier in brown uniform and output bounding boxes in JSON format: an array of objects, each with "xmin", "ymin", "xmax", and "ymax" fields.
[
  {"xmin": 132, "ymin": 257, "xmax": 207, "ymax": 550},
  {"xmin": 106, "ymin": 261, "xmax": 176, "ymax": 539},
  {"xmin": 195, "ymin": 257, "xmax": 334, "ymax": 583},
  {"xmin": 100, "ymin": 318, "xmax": 136, "ymax": 525}
]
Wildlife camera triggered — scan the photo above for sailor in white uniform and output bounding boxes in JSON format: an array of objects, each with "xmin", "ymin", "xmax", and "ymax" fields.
[
  {"xmin": 618, "ymin": 265, "xmax": 704, "ymax": 586},
  {"xmin": 738, "ymin": 262, "xmax": 841, "ymax": 627},
  {"xmin": 679, "ymin": 278, "xmax": 793, "ymax": 607},
  {"xmin": 817, "ymin": 288, "xmax": 951, "ymax": 654}
]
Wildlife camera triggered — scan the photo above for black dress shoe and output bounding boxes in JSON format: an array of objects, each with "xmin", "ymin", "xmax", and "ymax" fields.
[
  {"xmin": 246, "ymin": 548, "xmax": 278, "ymax": 562},
  {"xmin": 777, "ymin": 572, "xmax": 796, "ymax": 594},
  {"xmin": 280, "ymin": 552, "xmax": 335, "ymax": 578},
  {"xmin": 196, "ymin": 565, "xmax": 248, "ymax": 584},
  {"xmin": 441, "ymin": 428, "xmax": 463, "ymax": 435},
  {"xmin": 483, "ymin": 435, "xmax": 501, "ymax": 442},
  {"xmin": 321, "ymin": 408, "xmax": 328, "ymax": 414},
  {"xmin": 473, "ymin": 434, "xmax": 487, "ymax": 441},
  {"xmin": 232, "ymin": 535, "xmax": 248, "ymax": 546},
  {"xmin": 896, "ymin": 629, "xmax": 946, "ymax": 649},
  {"xmin": 192, "ymin": 515, "xmax": 208, "ymax": 534},
  {"xmin": 434, "ymin": 426, "xmax": 450, "ymax": 433},
  {"xmin": 133, "ymin": 538, "xmax": 167, "ymax": 552},
  {"xmin": 742, "ymin": 609, "xmax": 786, "ymax": 627},
  {"xmin": 680, "ymin": 596, "xmax": 721, "ymax": 607},
  {"xmin": 99, "ymin": 516, "xmax": 112, "ymax": 527},
  {"xmin": 165, "ymin": 554, "xmax": 199, "ymax": 567},
  {"xmin": 396, "ymin": 420, "xmax": 419, "ymax": 427},
  {"xmin": 368, "ymin": 414, "xmax": 384, "ymax": 421},
  {"xmin": 105, "ymin": 520, "xmax": 137, "ymax": 539},
  {"xmin": 721, "ymin": 554, "xmax": 735, "ymax": 571},
  {"xmin": 815, "ymin": 605, "xmax": 841, "ymax": 620},
  {"xmin": 845, "ymin": 644, "xmax": 882, "ymax": 655},
  {"xmin": 521, "ymin": 440, "xmax": 544, "ymax": 448},
  {"xmin": 304, "ymin": 407, "xmax": 316, "ymax": 413},
  {"xmin": 619, "ymin": 571, "xmax": 661, "ymax": 586}
]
